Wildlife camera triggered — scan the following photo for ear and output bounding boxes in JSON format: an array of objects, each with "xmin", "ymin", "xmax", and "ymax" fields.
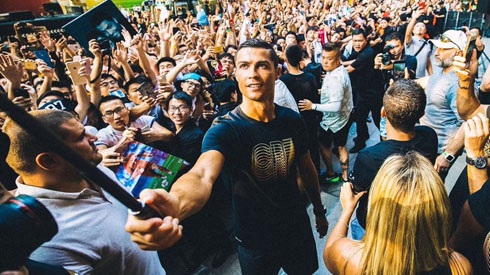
[
  {"xmin": 275, "ymin": 65, "xmax": 281, "ymax": 80},
  {"xmin": 35, "ymin": 153, "xmax": 59, "ymax": 171}
]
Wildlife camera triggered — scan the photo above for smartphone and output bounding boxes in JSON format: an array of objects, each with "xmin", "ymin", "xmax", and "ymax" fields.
[
  {"xmin": 66, "ymin": 61, "xmax": 88, "ymax": 86},
  {"xmin": 158, "ymin": 73, "xmax": 168, "ymax": 85},
  {"xmin": 214, "ymin": 45, "xmax": 224, "ymax": 54},
  {"xmin": 67, "ymin": 44, "xmax": 80, "ymax": 53},
  {"xmin": 137, "ymin": 82, "xmax": 157, "ymax": 99},
  {"xmin": 393, "ymin": 60, "xmax": 406, "ymax": 81},
  {"xmin": 23, "ymin": 60, "xmax": 36, "ymax": 71},
  {"xmin": 34, "ymin": 50, "xmax": 55, "ymax": 68},
  {"xmin": 463, "ymin": 35, "xmax": 477, "ymax": 62},
  {"xmin": 172, "ymin": 27, "xmax": 180, "ymax": 35},
  {"xmin": 13, "ymin": 88, "xmax": 29, "ymax": 98},
  {"xmin": 418, "ymin": 2, "xmax": 426, "ymax": 10}
]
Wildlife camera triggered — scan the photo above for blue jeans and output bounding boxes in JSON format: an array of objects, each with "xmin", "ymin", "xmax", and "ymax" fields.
[{"xmin": 350, "ymin": 218, "xmax": 366, "ymax": 240}]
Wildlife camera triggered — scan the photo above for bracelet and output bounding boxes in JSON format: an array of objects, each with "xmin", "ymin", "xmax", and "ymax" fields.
[{"xmin": 458, "ymin": 83, "xmax": 471, "ymax": 89}]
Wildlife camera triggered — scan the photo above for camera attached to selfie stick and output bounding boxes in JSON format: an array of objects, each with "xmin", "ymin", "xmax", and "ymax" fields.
[{"xmin": 0, "ymin": 93, "xmax": 160, "ymax": 220}]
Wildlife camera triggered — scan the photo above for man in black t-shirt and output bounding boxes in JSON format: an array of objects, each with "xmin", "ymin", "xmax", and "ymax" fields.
[
  {"xmin": 342, "ymin": 29, "xmax": 377, "ymax": 153},
  {"xmin": 281, "ymin": 44, "xmax": 322, "ymax": 172},
  {"xmin": 350, "ymin": 80, "xmax": 438, "ymax": 234},
  {"xmin": 125, "ymin": 39, "xmax": 328, "ymax": 275}
]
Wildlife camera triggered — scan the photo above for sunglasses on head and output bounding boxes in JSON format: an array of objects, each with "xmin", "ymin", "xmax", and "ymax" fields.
[{"xmin": 437, "ymin": 34, "xmax": 461, "ymax": 50}]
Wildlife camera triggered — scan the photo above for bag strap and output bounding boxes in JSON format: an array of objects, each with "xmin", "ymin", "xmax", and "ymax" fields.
[{"xmin": 414, "ymin": 39, "xmax": 428, "ymax": 57}]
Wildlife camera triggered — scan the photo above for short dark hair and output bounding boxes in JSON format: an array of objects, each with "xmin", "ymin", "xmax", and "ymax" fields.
[
  {"xmin": 36, "ymin": 91, "xmax": 65, "ymax": 106},
  {"xmin": 285, "ymin": 44, "xmax": 303, "ymax": 67},
  {"xmin": 219, "ymin": 53, "xmax": 235, "ymax": 64},
  {"xmin": 4, "ymin": 110, "xmax": 76, "ymax": 174},
  {"xmin": 286, "ymin": 31, "xmax": 297, "ymax": 40},
  {"xmin": 90, "ymin": 12, "xmax": 114, "ymax": 28},
  {"xmin": 124, "ymin": 76, "xmax": 149, "ymax": 92},
  {"xmin": 385, "ymin": 32, "xmax": 403, "ymax": 43},
  {"xmin": 156, "ymin": 57, "xmax": 177, "ymax": 68},
  {"xmin": 101, "ymin": 73, "xmax": 118, "ymax": 82},
  {"xmin": 166, "ymin": 91, "xmax": 193, "ymax": 109},
  {"xmin": 98, "ymin": 95, "xmax": 125, "ymax": 110},
  {"xmin": 211, "ymin": 79, "xmax": 237, "ymax": 103},
  {"xmin": 236, "ymin": 39, "xmax": 278, "ymax": 67},
  {"xmin": 383, "ymin": 79, "xmax": 426, "ymax": 133},
  {"xmin": 322, "ymin": 42, "xmax": 342, "ymax": 57},
  {"xmin": 307, "ymin": 26, "xmax": 319, "ymax": 33},
  {"xmin": 352, "ymin": 28, "xmax": 367, "ymax": 39}
]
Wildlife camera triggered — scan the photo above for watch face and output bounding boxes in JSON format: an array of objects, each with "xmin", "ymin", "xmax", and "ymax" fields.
[
  {"xmin": 446, "ymin": 155, "xmax": 455, "ymax": 162},
  {"xmin": 475, "ymin": 157, "xmax": 488, "ymax": 169}
]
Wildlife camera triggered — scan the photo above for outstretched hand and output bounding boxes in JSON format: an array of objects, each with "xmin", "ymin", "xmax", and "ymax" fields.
[{"xmin": 125, "ymin": 189, "xmax": 183, "ymax": 250}]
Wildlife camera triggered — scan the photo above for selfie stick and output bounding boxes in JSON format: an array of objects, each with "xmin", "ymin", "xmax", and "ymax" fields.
[{"xmin": 0, "ymin": 93, "xmax": 159, "ymax": 219}]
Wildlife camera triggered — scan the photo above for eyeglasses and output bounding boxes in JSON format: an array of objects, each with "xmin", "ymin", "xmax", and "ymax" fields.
[
  {"xmin": 438, "ymin": 34, "xmax": 461, "ymax": 50},
  {"xmin": 185, "ymin": 81, "xmax": 201, "ymax": 89},
  {"xmin": 168, "ymin": 105, "xmax": 190, "ymax": 114},
  {"xmin": 103, "ymin": 106, "xmax": 126, "ymax": 117}
]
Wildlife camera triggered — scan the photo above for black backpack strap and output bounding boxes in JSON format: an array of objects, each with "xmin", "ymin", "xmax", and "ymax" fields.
[{"xmin": 414, "ymin": 39, "xmax": 428, "ymax": 57}]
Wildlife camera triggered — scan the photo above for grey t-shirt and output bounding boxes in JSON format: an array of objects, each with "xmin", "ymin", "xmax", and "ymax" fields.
[
  {"xmin": 419, "ymin": 70, "xmax": 463, "ymax": 153},
  {"xmin": 405, "ymin": 36, "xmax": 432, "ymax": 78},
  {"xmin": 19, "ymin": 165, "xmax": 165, "ymax": 275}
]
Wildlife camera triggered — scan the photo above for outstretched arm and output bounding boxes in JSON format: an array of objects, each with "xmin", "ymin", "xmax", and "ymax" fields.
[{"xmin": 125, "ymin": 150, "xmax": 224, "ymax": 250}]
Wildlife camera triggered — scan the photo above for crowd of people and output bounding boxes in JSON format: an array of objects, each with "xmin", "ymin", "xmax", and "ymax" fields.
[{"xmin": 1, "ymin": 0, "xmax": 490, "ymax": 274}]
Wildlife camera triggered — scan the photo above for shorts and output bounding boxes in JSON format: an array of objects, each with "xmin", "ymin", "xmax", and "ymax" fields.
[{"xmin": 319, "ymin": 115, "xmax": 353, "ymax": 148}]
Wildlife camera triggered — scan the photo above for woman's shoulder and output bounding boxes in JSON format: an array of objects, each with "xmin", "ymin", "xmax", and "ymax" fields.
[{"xmin": 324, "ymin": 238, "xmax": 363, "ymax": 274}]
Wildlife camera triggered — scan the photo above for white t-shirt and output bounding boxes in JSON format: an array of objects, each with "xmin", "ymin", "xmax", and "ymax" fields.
[{"xmin": 96, "ymin": 115, "xmax": 155, "ymax": 147}]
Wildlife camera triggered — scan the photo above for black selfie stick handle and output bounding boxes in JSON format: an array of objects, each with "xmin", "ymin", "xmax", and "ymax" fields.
[{"xmin": 0, "ymin": 94, "xmax": 160, "ymax": 219}]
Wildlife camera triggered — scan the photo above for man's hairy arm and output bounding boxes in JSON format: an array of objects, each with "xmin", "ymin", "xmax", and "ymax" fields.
[
  {"xmin": 171, "ymin": 150, "xmax": 225, "ymax": 219},
  {"xmin": 125, "ymin": 150, "xmax": 224, "ymax": 250}
]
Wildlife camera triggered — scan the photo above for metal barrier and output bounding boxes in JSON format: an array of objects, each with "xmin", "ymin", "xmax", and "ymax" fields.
[{"xmin": 444, "ymin": 11, "xmax": 486, "ymax": 31}]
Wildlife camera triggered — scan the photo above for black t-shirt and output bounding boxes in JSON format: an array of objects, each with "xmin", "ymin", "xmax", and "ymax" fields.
[
  {"xmin": 347, "ymin": 46, "xmax": 375, "ymax": 93},
  {"xmin": 0, "ymin": 132, "xmax": 17, "ymax": 190},
  {"xmin": 468, "ymin": 179, "xmax": 490, "ymax": 231},
  {"xmin": 202, "ymin": 105, "xmax": 312, "ymax": 248},
  {"xmin": 167, "ymin": 120, "xmax": 204, "ymax": 165},
  {"xmin": 435, "ymin": 7, "xmax": 447, "ymax": 27},
  {"xmin": 280, "ymin": 72, "xmax": 321, "ymax": 126},
  {"xmin": 304, "ymin": 62, "xmax": 323, "ymax": 89},
  {"xmin": 352, "ymin": 126, "xmax": 438, "ymax": 228}
]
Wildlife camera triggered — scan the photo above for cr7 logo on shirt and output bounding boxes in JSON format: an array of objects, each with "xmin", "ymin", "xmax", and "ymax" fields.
[{"xmin": 252, "ymin": 138, "xmax": 295, "ymax": 182}]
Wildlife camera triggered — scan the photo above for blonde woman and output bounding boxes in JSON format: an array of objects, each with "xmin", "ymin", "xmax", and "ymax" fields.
[{"xmin": 324, "ymin": 152, "xmax": 473, "ymax": 274}]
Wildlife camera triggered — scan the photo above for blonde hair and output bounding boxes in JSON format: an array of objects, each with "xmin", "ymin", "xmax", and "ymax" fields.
[{"xmin": 359, "ymin": 152, "xmax": 452, "ymax": 275}]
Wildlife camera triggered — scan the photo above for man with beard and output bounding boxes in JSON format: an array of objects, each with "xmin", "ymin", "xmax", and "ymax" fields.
[{"xmin": 419, "ymin": 30, "xmax": 467, "ymax": 178}]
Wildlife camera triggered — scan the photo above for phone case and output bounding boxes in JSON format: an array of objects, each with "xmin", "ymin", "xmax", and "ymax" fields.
[
  {"xmin": 66, "ymin": 61, "xmax": 88, "ymax": 86},
  {"xmin": 34, "ymin": 50, "xmax": 55, "ymax": 68}
]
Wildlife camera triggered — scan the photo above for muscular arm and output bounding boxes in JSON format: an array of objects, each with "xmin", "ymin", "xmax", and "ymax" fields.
[
  {"xmin": 456, "ymin": 79, "xmax": 488, "ymax": 120},
  {"xmin": 297, "ymin": 151, "xmax": 323, "ymax": 211},
  {"xmin": 170, "ymin": 150, "xmax": 224, "ymax": 219}
]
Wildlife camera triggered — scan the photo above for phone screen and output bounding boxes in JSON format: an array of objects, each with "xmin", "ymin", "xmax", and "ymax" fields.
[{"xmin": 393, "ymin": 61, "xmax": 406, "ymax": 81}]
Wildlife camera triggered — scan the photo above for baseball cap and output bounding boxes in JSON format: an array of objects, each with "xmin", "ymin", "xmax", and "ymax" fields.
[
  {"xmin": 429, "ymin": 30, "xmax": 467, "ymax": 50},
  {"xmin": 181, "ymin": 73, "xmax": 203, "ymax": 84}
]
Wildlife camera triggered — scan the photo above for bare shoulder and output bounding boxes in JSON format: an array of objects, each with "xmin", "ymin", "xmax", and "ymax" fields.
[
  {"xmin": 324, "ymin": 238, "xmax": 363, "ymax": 274},
  {"xmin": 449, "ymin": 251, "xmax": 473, "ymax": 275}
]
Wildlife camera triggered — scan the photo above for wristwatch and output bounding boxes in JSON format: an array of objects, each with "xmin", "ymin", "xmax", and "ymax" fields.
[
  {"xmin": 466, "ymin": 155, "xmax": 488, "ymax": 169},
  {"xmin": 313, "ymin": 206, "xmax": 327, "ymax": 216},
  {"xmin": 443, "ymin": 151, "xmax": 455, "ymax": 163}
]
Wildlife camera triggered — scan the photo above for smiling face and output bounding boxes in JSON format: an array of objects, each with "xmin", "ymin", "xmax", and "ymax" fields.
[
  {"xmin": 167, "ymin": 98, "xmax": 191, "ymax": 127},
  {"xmin": 235, "ymin": 47, "xmax": 277, "ymax": 102}
]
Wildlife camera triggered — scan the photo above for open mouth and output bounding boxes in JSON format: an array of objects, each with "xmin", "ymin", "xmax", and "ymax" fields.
[{"xmin": 247, "ymin": 84, "xmax": 262, "ymax": 89}]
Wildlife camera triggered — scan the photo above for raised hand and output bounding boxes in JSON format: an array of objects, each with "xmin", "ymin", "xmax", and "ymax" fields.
[
  {"xmin": 39, "ymin": 31, "xmax": 55, "ymax": 52},
  {"xmin": 112, "ymin": 42, "xmax": 128, "ymax": 63},
  {"xmin": 88, "ymin": 39, "xmax": 102, "ymax": 58},
  {"xmin": 0, "ymin": 54, "xmax": 24, "ymax": 85}
]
